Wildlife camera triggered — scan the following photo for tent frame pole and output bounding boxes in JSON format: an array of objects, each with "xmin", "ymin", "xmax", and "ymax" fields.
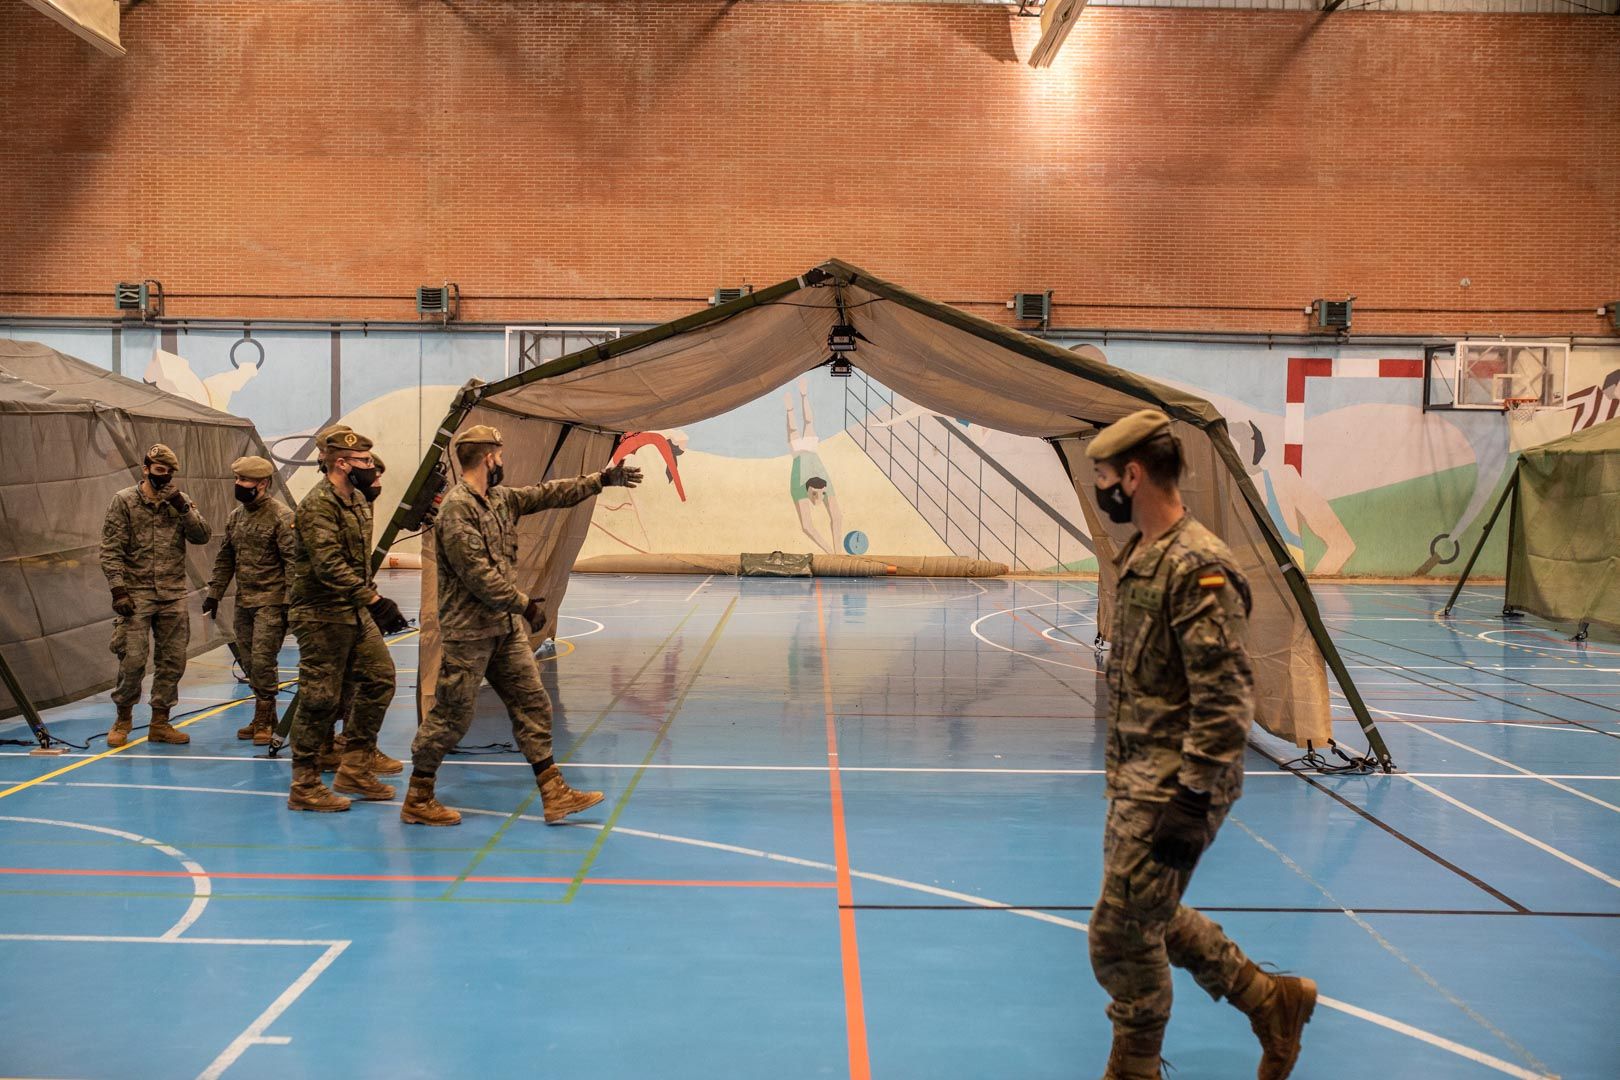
[
  {"xmin": 1441, "ymin": 469, "xmax": 1518, "ymax": 618},
  {"xmin": 371, "ymin": 381, "xmax": 485, "ymax": 573},
  {"xmin": 1499, "ymin": 471, "xmax": 1523, "ymax": 619},
  {"xmin": 0, "ymin": 648, "xmax": 58, "ymax": 752}
]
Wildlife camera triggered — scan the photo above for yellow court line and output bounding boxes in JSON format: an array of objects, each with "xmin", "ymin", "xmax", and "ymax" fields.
[{"xmin": 0, "ymin": 690, "xmax": 269, "ymax": 802}]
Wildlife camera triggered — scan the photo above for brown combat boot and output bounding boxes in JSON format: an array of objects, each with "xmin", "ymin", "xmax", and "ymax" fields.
[
  {"xmin": 107, "ymin": 704, "xmax": 134, "ymax": 748},
  {"xmin": 251, "ymin": 698, "xmax": 277, "ymax": 746},
  {"xmin": 1231, "ymin": 962, "xmax": 1317, "ymax": 1080},
  {"xmin": 288, "ymin": 761, "xmax": 351, "ymax": 812},
  {"xmin": 400, "ymin": 775, "xmax": 461, "ymax": 826},
  {"xmin": 367, "ymin": 746, "xmax": 403, "ymax": 776},
  {"xmin": 1100, "ymin": 1028, "xmax": 1164, "ymax": 1080},
  {"xmin": 236, "ymin": 713, "xmax": 256, "ymax": 740},
  {"xmin": 146, "ymin": 707, "xmax": 190, "ymax": 745},
  {"xmin": 538, "ymin": 764, "xmax": 604, "ymax": 824},
  {"xmin": 333, "ymin": 745, "xmax": 396, "ymax": 801},
  {"xmin": 319, "ymin": 732, "xmax": 345, "ymax": 772}
]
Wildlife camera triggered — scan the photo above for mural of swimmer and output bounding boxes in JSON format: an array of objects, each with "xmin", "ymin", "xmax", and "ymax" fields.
[{"xmin": 785, "ymin": 378, "xmax": 845, "ymax": 553}]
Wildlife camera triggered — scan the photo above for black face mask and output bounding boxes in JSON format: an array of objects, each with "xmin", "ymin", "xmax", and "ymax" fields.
[
  {"xmin": 1095, "ymin": 482, "xmax": 1134, "ymax": 525},
  {"xmin": 363, "ymin": 482, "xmax": 383, "ymax": 504},
  {"xmin": 147, "ymin": 471, "xmax": 172, "ymax": 491},
  {"xmin": 346, "ymin": 465, "xmax": 378, "ymax": 492},
  {"xmin": 234, "ymin": 483, "xmax": 258, "ymax": 504},
  {"xmin": 487, "ymin": 462, "xmax": 505, "ymax": 489}
]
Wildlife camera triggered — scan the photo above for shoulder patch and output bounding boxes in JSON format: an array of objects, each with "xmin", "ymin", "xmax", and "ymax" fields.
[{"xmin": 1197, "ymin": 572, "xmax": 1227, "ymax": 590}]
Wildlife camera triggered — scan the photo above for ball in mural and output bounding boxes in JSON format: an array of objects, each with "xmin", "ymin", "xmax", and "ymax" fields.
[{"xmin": 843, "ymin": 530, "xmax": 869, "ymax": 555}]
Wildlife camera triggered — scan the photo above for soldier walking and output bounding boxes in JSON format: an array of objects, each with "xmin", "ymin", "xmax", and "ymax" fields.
[
  {"xmin": 100, "ymin": 443, "xmax": 211, "ymax": 747},
  {"xmin": 400, "ymin": 425, "xmax": 641, "ymax": 827},
  {"xmin": 285, "ymin": 428, "xmax": 411, "ymax": 812},
  {"xmin": 204, "ymin": 456, "xmax": 298, "ymax": 745},
  {"xmin": 1086, "ymin": 410, "xmax": 1316, "ymax": 1080}
]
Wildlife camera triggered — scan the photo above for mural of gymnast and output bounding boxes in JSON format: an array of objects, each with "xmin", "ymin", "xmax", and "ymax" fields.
[{"xmin": 784, "ymin": 378, "xmax": 845, "ymax": 554}]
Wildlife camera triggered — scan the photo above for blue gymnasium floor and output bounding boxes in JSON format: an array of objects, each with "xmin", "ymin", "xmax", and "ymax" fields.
[{"xmin": 1, "ymin": 573, "xmax": 1617, "ymax": 1080}]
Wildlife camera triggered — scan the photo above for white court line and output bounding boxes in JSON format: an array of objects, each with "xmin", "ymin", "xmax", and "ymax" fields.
[
  {"xmin": 969, "ymin": 602, "xmax": 1096, "ymax": 672},
  {"xmin": 0, "ymin": 815, "xmax": 211, "ymax": 939},
  {"xmin": 1372, "ymin": 708, "xmax": 1620, "ymax": 815},
  {"xmin": 0, "ymin": 783, "xmax": 1564, "ymax": 1076},
  {"xmin": 1231, "ymin": 818, "xmax": 1555, "ymax": 1079},
  {"xmin": 684, "ymin": 575, "xmax": 715, "ymax": 602},
  {"xmin": 554, "ymin": 616, "xmax": 605, "ymax": 640},
  {"xmin": 1404, "ymin": 776, "xmax": 1620, "ymax": 890},
  {"xmin": 196, "ymin": 941, "xmax": 349, "ymax": 1080}
]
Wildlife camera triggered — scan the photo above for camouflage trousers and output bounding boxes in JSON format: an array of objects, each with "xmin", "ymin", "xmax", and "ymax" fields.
[
  {"xmin": 234, "ymin": 603, "xmax": 288, "ymax": 701},
  {"xmin": 110, "ymin": 596, "xmax": 190, "ymax": 710},
  {"xmin": 1089, "ymin": 798, "xmax": 1249, "ymax": 1038},
  {"xmin": 411, "ymin": 629, "xmax": 553, "ymax": 776},
  {"xmin": 288, "ymin": 612, "xmax": 395, "ymax": 764}
]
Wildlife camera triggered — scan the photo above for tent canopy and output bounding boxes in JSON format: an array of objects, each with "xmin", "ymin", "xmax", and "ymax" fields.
[
  {"xmin": 388, "ymin": 261, "xmax": 1387, "ymax": 763},
  {"xmin": 0, "ymin": 339, "xmax": 277, "ymax": 731},
  {"xmin": 1446, "ymin": 417, "xmax": 1620, "ymax": 638}
]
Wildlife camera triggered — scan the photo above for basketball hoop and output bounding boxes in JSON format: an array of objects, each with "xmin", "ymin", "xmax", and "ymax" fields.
[{"xmin": 1503, "ymin": 397, "xmax": 1540, "ymax": 423}]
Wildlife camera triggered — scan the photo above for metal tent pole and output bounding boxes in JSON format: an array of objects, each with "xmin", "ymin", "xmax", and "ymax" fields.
[{"xmin": 1441, "ymin": 469, "xmax": 1518, "ymax": 617}]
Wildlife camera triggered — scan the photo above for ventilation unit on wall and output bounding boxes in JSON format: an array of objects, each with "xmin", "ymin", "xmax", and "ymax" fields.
[
  {"xmin": 710, "ymin": 286, "xmax": 753, "ymax": 306},
  {"xmin": 113, "ymin": 280, "xmax": 163, "ymax": 320},
  {"xmin": 1313, "ymin": 298, "xmax": 1353, "ymax": 331},
  {"xmin": 1010, "ymin": 291, "xmax": 1053, "ymax": 327},
  {"xmin": 417, "ymin": 283, "xmax": 460, "ymax": 323}
]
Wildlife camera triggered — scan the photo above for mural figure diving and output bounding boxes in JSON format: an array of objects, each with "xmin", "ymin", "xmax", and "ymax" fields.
[{"xmin": 785, "ymin": 378, "xmax": 844, "ymax": 553}]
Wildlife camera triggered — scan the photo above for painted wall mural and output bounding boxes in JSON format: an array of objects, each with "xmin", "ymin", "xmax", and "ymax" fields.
[{"xmin": 5, "ymin": 322, "xmax": 1614, "ymax": 578}]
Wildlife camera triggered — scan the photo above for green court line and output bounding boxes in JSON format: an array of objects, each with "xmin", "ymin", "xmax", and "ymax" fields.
[
  {"xmin": 562, "ymin": 595, "xmax": 739, "ymax": 904},
  {"xmin": 438, "ymin": 604, "xmax": 704, "ymax": 900}
]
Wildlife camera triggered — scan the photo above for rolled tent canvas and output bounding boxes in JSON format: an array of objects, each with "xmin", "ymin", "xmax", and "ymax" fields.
[
  {"xmin": 389, "ymin": 262, "xmax": 1384, "ymax": 759},
  {"xmin": 0, "ymin": 339, "xmax": 280, "ymax": 719}
]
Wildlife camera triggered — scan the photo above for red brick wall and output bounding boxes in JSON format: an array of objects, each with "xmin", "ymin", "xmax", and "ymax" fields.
[{"xmin": 1, "ymin": 2, "xmax": 1615, "ymax": 335}]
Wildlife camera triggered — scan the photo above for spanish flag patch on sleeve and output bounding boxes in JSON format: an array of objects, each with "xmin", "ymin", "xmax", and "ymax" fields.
[{"xmin": 1197, "ymin": 572, "xmax": 1227, "ymax": 590}]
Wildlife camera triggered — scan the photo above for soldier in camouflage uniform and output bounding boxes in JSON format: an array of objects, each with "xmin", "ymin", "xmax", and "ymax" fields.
[
  {"xmin": 400, "ymin": 424, "xmax": 642, "ymax": 827},
  {"xmin": 204, "ymin": 456, "xmax": 297, "ymax": 745},
  {"xmin": 100, "ymin": 443, "xmax": 211, "ymax": 747},
  {"xmin": 1087, "ymin": 410, "xmax": 1316, "ymax": 1080},
  {"xmin": 285, "ymin": 429, "xmax": 411, "ymax": 812}
]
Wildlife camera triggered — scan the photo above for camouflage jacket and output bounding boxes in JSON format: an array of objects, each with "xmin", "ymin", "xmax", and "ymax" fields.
[
  {"xmin": 209, "ymin": 494, "xmax": 298, "ymax": 608},
  {"xmin": 434, "ymin": 474, "xmax": 604, "ymax": 642},
  {"xmin": 1104, "ymin": 515, "xmax": 1254, "ymax": 806},
  {"xmin": 100, "ymin": 484, "xmax": 211, "ymax": 600},
  {"xmin": 289, "ymin": 477, "xmax": 377, "ymax": 623}
]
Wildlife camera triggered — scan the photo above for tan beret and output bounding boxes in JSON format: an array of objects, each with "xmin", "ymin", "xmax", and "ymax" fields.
[
  {"xmin": 319, "ymin": 428, "xmax": 374, "ymax": 453},
  {"xmin": 315, "ymin": 423, "xmax": 352, "ymax": 444},
  {"xmin": 1086, "ymin": 409, "xmax": 1173, "ymax": 460},
  {"xmin": 371, "ymin": 451, "xmax": 385, "ymax": 473},
  {"xmin": 455, "ymin": 424, "xmax": 503, "ymax": 448},
  {"xmin": 145, "ymin": 443, "xmax": 180, "ymax": 469},
  {"xmin": 231, "ymin": 455, "xmax": 274, "ymax": 480}
]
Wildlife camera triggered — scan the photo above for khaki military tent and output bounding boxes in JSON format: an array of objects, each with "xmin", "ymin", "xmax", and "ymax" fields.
[
  {"xmin": 0, "ymin": 339, "xmax": 278, "ymax": 743},
  {"xmin": 379, "ymin": 261, "xmax": 1390, "ymax": 767},
  {"xmin": 1443, "ymin": 418, "xmax": 1620, "ymax": 641}
]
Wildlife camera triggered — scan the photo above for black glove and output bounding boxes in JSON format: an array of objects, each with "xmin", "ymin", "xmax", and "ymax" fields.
[
  {"xmin": 601, "ymin": 463, "xmax": 643, "ymax": 488},
  {"xmin": 367, "ymin": 595, "xmax": 410, "ymax": 634},
  {"xmin": 110, "ymin": 587, "xmax": 135, "ymax": 618},
  {"xmin": 202, "ymin": 596, "xmax": 219, "ymax": 619},
  {"xmin": 1149, "ymin": 785, "xmax": 1212, "ymax": 871},
  {"xmin": 166, "ymin": 488, "xmax": 190, "ymax": 511},
  {"xmin": 522, "ymin": 598, "xmax": 545, "ymax": 634}
]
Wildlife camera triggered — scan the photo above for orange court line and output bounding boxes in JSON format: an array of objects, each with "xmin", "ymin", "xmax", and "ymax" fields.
[
  {"xmin": 0, "ymin": 867, "xmax": 833, "ymax": 889},
  {"xmin": 815, "ymin": 580, "xmax": 872, "ymax": 1080}
]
